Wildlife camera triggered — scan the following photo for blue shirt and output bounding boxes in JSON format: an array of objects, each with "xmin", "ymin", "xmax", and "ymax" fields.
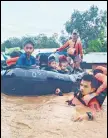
[{"xmin": 16, "ymin": 53, "xmax": 36, "ymax": 67}]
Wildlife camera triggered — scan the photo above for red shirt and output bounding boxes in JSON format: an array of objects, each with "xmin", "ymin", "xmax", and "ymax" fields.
[
  {"xmin": 88, "ymin": 98, "xmax": 101, "ymax": 111},
  {"xmin": 57, "ymin": 39, "xmax": 83, "ymax": 58}
]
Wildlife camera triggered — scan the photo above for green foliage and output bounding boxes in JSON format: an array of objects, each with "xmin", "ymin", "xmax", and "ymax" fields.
[
  {"xmin": 5, "ymin": 47, "xmax": 21, "ymax": 55},
  {"xmin": 59, "ymin": 35, "xmax": 68, "ymax": 45},
  {"xmin": 1, "ymin": 34, "xmax": 60, "ymax": 52},
  {"xmin": 59, "ymin": 30, "xmax": 69, "ymax": 45},
  {"xmin": 87, "ymin": 39, "xmax": 102, "ymax": 52},
  {"xmin": 34, "ymin": 34, "xmax": 60, "ymax": 49},
  {"xmin": 64, "ymin": 5, "xmax": 107, "ymax": 52},
  {"xmin": 1, "ymin": 37, "xmax": 22, "ymax": 52},
  {"xmin": 85, "ymin": 38, "xmax": 107, "ymax": 53}
]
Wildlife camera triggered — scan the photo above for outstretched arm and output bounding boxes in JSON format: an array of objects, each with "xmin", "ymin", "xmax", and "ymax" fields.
[{"xmin": 57, "ymin": 41, "xmax": 69, "ymax": 52}]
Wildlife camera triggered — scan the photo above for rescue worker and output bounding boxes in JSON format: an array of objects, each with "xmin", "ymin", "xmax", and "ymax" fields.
[
  {"xmin": 55, "ymin": 30, "xmax": 83, "ymax": 62},
  {"xmin": 66, "ymin": 74, "xmax": 106, "ymax": 121}
]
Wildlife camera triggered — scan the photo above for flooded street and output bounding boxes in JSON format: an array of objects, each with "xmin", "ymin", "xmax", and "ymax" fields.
[{"xmin": 1, "ymin": 93, "xmax": 107, "ymax": 138}]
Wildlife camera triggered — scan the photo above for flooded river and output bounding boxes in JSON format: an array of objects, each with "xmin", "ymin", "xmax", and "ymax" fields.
[{"xmin": 1, "ymin": 93, "xmax": 107, "ymax": 138}]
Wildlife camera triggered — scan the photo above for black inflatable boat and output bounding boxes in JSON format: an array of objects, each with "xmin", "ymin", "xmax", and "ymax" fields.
[{"xmin": 1, "ymin": 68, "xmax": 85, "ymax": 96}]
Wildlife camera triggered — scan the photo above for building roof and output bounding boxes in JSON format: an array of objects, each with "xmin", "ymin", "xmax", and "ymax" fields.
[{"xmin": 83, "ymin": 52, "xmax": 107, "ymax": 63}]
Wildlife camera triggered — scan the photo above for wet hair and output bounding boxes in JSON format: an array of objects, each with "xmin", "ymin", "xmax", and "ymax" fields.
[
  {"xmin": 82, "ymin": 74, "xmax": 100, "ymax": 89},
  {"xmin": 93, "ymin": 69, "xmax": 103, "ymax": 76},
  {"xmin": 10, "ymin": 51, "xmax": 22, "ymax": 58},
  {"xmin": 23, "ymin": 40, "xmax": 35, "ymax": 47},
  {"xmin": 39, "ymin": 54, "xmax": 48, "ymax": 66},
  {"xmin": 48, "ymin": 56, "xmax": 56, "ymax": 64}
]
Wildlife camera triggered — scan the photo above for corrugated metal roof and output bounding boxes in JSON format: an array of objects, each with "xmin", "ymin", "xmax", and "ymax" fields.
[{"xmin": 83, "ymin": 52, "xmax": 107, "ymax": 63}]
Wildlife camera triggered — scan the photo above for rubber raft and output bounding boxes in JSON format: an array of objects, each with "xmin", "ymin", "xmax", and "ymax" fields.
[{"xmin": 1, "ymin": 68, "xmax": 85, "ymax": 96}]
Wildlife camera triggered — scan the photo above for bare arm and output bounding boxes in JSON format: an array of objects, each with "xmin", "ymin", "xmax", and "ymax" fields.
[
  {"xmin": 73, "ymin": 99, "xmax": 101, "ymax": 121},
  {"xmin": 95, "ymin": 74, "xmax": 107, "ymax": 95},
  {"xmin": 96, "ymin": 80, "xmax": 107, "ymax": 95},
  {"xmin": 57, "ymin": 41, "xmax": 69, "ymax": 51}
]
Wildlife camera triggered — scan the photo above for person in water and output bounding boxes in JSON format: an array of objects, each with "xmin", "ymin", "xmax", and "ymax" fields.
[
  {"xmin": 82, "ymin": 67, "xmax": 107, "ymax": 107},
  {"xmin": 16, "ymin": 41, "xmax": 36, "ymax": 67},
  {"xmin": 66, "ymin": 74, "xmax": 105, "ymax": 121},
  {"xmin": 56, "ymin": 30, "xmax": 83, "ymax": 62}
]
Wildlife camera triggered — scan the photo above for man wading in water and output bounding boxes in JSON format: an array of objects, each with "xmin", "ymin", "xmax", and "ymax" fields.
[{"xmin": 66, "ymin": 74, "xmax": 107, "ymax": 121}]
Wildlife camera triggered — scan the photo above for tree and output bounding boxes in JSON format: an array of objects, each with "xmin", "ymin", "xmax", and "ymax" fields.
[
  {"xmin": 34, "ymin": 34, "xmax": 60, "ymax": 49},
  {"xmin": 1, "ymin": 37, "xmax": 22, "ymax": 51},
  {"xmin": 86, "ymin": 30, "xmax": 107, "ymax": 53},
  {"xmin": 64, "ymin": 5, "xmax": 107, "ymax": 51},
  {"xmin": 59, "ymin": 30, "xmax": 69, "ymax": 45},
  {"xmin": 1, "ymin": 34, "xmax": 60, "ymax": 52}
]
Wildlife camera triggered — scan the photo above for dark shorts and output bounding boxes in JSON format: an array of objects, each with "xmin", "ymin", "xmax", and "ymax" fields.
[
  {"xmin": 68, "ymin": 54, "xmax": 75, "ymax": 61},
  {"xmin": 68, "ymin": 54, "xmax": 82, "ymax": 63}
]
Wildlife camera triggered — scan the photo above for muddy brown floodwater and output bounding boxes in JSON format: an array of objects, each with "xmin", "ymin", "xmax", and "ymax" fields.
[{"xmin": 1, "ymin": 93, "xmax": 107, "ymax": 138}]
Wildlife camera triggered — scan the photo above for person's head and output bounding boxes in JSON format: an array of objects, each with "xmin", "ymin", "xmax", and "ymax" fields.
[
  {"xmin": 59, "ymin": 55, "xmax": 68, "ymax": 70},
  {"xmin": 48, "ymin": 56, "xmax": 57, "ymax": 69},
  {"xmin": 39, "ymin": 54, "xmax": 48, "ymax": 66},
  {"xmin": 93, "ymin": 69, "xmax": 103, "ymax": 76},
  {"xmin": 23, "ymin": 41, "xmax": 34, "ymax": 55},
  {"xmin": 80, "ymin": 74, "xmax": 99, "ymax": 96},
  {"xmin": 72, "ymin": 30, "xmax": 78, "ymax": 41}
]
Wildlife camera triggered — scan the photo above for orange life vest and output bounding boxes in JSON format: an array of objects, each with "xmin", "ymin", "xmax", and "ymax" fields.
[
  {"xmin": 57, "ymin": 39, "xmax": 83, "ymax": 58},
  {"xmin": 72, "ymin": 92, "xmax": 101, "ymax": 107},
  {"xmin": 6, "ymin": 57, "xmax": 19, "ymax": 66}
]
